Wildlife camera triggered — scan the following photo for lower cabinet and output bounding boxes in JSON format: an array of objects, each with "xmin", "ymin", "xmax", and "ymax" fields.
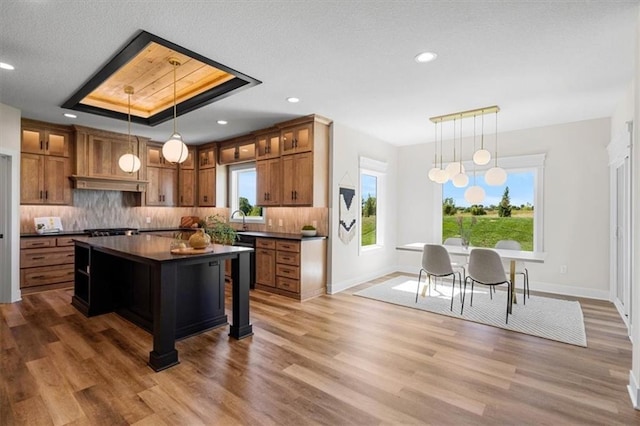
[
  {"xmin": 20, "ymin": 236, "xmax": 76, "ymax": 294},
  {"xmin": 255, "ymin": 237, "xmax": 326, "ymax": 300}
]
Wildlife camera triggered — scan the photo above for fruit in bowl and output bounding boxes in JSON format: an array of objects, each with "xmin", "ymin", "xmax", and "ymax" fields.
[{"xmin": 301, "ymin": 225, "xmax": 317, "ymax": 237}]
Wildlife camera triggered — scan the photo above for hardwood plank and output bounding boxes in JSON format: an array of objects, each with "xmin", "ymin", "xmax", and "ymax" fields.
[
  {"xmin": 2, "ymin": 274, "xmax": 639, "ymax": 425},
  {"xmin": 25, "ymin": 357, "xmax": 85, "ymax": 426}
]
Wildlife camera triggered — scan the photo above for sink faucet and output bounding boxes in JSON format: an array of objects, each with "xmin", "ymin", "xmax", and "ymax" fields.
[{"xmin": 230, "ymin": 210, "xmax": 247, "ymax": 230}]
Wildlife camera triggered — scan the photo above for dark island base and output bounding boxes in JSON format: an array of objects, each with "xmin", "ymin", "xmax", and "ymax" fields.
[{"xmin": 72, "ymin": 236, "xmax": 253, "ymax": 371}]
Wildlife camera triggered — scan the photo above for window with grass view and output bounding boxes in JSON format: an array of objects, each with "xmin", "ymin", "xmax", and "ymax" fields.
[
  {"xmin": 442, "ymin": 170, "xmax": 535, "ymax": 250},
  {"xmin": 361, "ymin": 173, "xmax": 377, "ymax": 246},
  {"xmin": 229, "ymin": 163, "xmax": 263, "ymax": 222}
]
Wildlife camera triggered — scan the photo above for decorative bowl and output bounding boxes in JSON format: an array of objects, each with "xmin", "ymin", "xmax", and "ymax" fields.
[
  {"xmin": 301, "ymin": 229, "xmax": 317, "ymax": 237},
  {"xmin": 188, "ymin": 228, "xmax": 211, "ymax": 249}
]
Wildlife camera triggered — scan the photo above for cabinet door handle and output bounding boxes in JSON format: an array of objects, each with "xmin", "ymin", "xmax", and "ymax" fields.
[
  {"xmin": 66, "ymin": 254, "xmax": 74, "ymax": 257},
  {"xmin": 45, "ymin": 190, "xmax": 48, "ymax": 200},
  {"xmin": 32, "ymin": 256, "xmax": 45, "ymax": 260},
  {"xmin": 40, "ymin": 140, "xmax": 43, "ymax": 150},
  {"xmin": 39, "ymin": 190, "xmax": 43, "ymax": 199},
  {"xmin": 291, "ymin": 191, "xmax": 294, "ymax": 200},
  {"xmin": 31, "ymin": 242, "xmax": 46, "ymax": 246},
  {"xmin": 45, "ymin": 141, "xmax": 49, "ymax": 151}
]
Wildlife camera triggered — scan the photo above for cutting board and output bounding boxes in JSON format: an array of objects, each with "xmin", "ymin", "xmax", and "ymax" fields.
[
  {"xmin": 180, "ymin": 216, "xmax": 200, "ymax": 228},
  {"xmin": 170, "ymin": 246, "xmax": 215, "ymax": 255}
]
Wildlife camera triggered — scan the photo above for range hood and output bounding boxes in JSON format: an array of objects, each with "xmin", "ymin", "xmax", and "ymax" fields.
[{"xmin": 70, "ymin": 175, "xmax": 148, "ymax": 192}]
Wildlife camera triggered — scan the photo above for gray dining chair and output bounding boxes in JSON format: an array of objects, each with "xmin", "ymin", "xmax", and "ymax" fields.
[
  {"xmin": 495, "ymin": 240, "xmax": 530, "ymax": 304},
  {"xmin": 443, "ymin": 237, "xmax": 467, "ymax": 280},
  {"xmin": 462, "ymin": 248, "xmax": 512, "ymax": 323},
  {"xmin": 415, "ymin": 244, "xmax": 462, "ymax": 311}
]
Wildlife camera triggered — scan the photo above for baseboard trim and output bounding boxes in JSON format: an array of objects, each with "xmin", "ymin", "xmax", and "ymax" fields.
[
  {"xmin": 628, "ymin": 371, "xmax": 640, "ymax": 409},
  {"xmin": 328, "ymin": 266, "xmax": 397, "ymax": 294}
]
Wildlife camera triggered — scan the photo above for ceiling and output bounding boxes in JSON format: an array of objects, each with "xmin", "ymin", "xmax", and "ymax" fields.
[{"xmin": 0, "ymin": 1, "xmax": 637, "ymax": 147}]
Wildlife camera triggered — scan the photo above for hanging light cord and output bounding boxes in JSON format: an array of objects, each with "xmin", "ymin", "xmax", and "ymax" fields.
[
  {"xmin": 472, "ymin": 115, "xmax": 477, "ymax": 185},
  {"xmin": 172, "ymin": 61, "xmax": 178, "ymax": 134},
  {"xmin": 494, "ymin": 110, "xmax": 499, "ymax": 166},
  {"xmin": 458, "ymin": 118, "xmax": 463, "ymax": 173},
  {"xmin": 434, "ymin": 121, "xmax": 438, "ymax": 167}
]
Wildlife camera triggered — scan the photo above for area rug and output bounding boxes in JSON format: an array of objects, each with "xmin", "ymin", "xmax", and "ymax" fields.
[{"xmin": 354, "ymin": 276, "xmax": 587, "ymax": 347}]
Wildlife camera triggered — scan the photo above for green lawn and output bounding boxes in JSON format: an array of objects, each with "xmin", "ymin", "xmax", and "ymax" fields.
[
  {"xmin": 442, "ymin": 213, "xmax": 533, "ymax": 250},
  {"xmin": 361, "ymin": 215, "xmax": 377, "ymax": 246}
]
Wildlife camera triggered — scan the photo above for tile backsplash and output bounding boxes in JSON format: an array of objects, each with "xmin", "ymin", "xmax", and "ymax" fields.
[{"xmin": 20, "ymin": 190, "xmax": 328, "ymax": 236}]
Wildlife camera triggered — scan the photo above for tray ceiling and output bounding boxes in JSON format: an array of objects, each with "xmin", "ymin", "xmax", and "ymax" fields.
[{"xmin": 61, "ymin": 31, "xmax": 260, "ymax": 126}]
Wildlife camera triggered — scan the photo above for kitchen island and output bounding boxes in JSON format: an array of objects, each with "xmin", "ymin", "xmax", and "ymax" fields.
[{"xmin": 71, "ymin": 234, "xmax": 253, "ymax": 371}]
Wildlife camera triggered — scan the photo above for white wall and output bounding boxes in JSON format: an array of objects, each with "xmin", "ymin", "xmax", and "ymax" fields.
[
  {"xmin": 0, "ymin": 103, "xmax": 22, "ymax": 302},
  {"xmin": 396, "ymin": 118, "xmax": 611, "ymax": 299},
  {"xmin": 328, "ymin": 123, "xmax": 398, "ymax": 293}
]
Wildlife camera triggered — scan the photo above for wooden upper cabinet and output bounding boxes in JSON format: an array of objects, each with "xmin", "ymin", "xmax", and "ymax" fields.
[
  {"xmin": 88, "ymin": 135, "xmax": 138, "ymax": 178},
  {"xmin": 180, "ymin": 146, "xmax": 197, "ymax": 170},
  {"xmin": 179, "ymin": 169, "xmax": 196, "ymax": 207},
  {"xmin": 218, "ymin": 137, "xmax": 256, "ymax": 165},
  {"xmin": 198, "ymin": 145, "xmax": 216, "ymax": 169},
  {"xmin": 198, "ymin": 168, "xmax": 216, "ymax": 206},
  {"xmin": 21, "ymin": 120, "xmax": 71, "ymax": 157},
  {"xmin": 146, "ymin": 142, "xmax": 177, "ymax": 168},
  {"xmin": 255, "ymin": 129, "xmax": 280, "ymax": 160},
  {"xmin": 146, "ymin": 167, "xmax": 177, "ymax": 206},
  {"xmin": 282, "ymin": 152, "xmax": 313, "ymax": 206},
  {"xmin": 20, "ymin": 154, "xmax": 71, "ymax": 205},
  {"xmin": 256, "ymin": 158, "xmax": 281, "ymax": 206},
  {"xmin": 281, "ymin": 122, "xmax": 312, "ymax": 155}
]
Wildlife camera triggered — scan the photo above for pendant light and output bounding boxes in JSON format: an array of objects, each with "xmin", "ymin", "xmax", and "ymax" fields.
[
  {"xmin": 484, "ymin": 110, "xmax": 507, "ymax": 186},
  {"xmin": 428, "ymin": 121, "xmax": 441, "ymax": 182},
  {"xmin": 118, "ymin": 86, "xmax": 141, "ymax": 174},
  {"xmin": 465, "ymin": 114, "xmax": 486, "ymax": 204},
  {"xmin": 472, "ymin": 111, "xmax": 491, "ymax": 165},
  {"xmin": 452, "ymin": 117, "xmax": 469, "ymax": 188},
  {"xmin": 162, "ymin": 57, "xmax": 188, "ymax": 164}
]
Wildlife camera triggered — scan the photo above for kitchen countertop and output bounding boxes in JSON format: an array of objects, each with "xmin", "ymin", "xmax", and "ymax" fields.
[{"xmin": 21, "ymin": 228, "xmax": 327, "ymax": 241}]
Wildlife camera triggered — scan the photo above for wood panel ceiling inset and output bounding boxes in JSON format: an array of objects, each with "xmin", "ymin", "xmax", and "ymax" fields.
[{"xmin": 62, "ymin": 31, "xmax": 261, "ymax": 126}]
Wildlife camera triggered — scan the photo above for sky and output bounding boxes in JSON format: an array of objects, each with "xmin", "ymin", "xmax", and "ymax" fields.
[
  {"xmin": 361, "ymin": 174, "xmax": 377, "ymax": 200},
  {"xmin": 443, "ymin": 171, "xmax": 534, "ymax": 207}
]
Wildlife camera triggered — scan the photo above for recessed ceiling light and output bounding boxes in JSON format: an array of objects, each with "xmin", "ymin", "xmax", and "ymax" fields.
[
  {"xmin": 0, "ymin": 62, "xmax": 15, "ymax": 70},
  {"xmin": 286, "ymin": 97, "xmax": 300, "ymax": 103},
  {"xmin": 414, "ymin": 52, "xmax": 437, "ymax": 63},
  {"xmin": 63, "ymin": 113, "xmax": 77, "ymax": 118},
  {"xmin": 217, "ymin": 120, "xmax": 228, "ymax": 125}
]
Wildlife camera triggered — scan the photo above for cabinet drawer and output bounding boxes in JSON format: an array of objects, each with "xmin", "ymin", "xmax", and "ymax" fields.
[
  {"xmin": 20, "ymin": 247, "xmax": 74, "ymax": 268},
  {"xmin": 20, "ymin": 264, "xmax": 74, "ymax": 288},
  {"xmin": 276, "ymin": 251, "xmax": 300, "ymax": 266},
  {"xmin": 276, "ymin": 240, "xmax": 300, "ymax": 253},
  {"xmin": 276, "ymin": 276, "xmax": 300, "ymax": 293},
  {"xmin": 276, "ymin": 263, "xmax": 299, "ymax": 279},
  {"xmin": 256, "ymin": 238, "xmax": 276, "ymax": 249},
  {"xmin": 56, "ymin": 237, "xmax": 76, "ymax": 246},
  {"xmin": 20, "ymin": 238, "xmax": 56, "ymax": 249}
]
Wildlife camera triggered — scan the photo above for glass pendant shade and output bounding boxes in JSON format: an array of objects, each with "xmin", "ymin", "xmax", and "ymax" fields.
[
  {"xmin": 452, "ymin": 172, "xmax": 469, "ymax": 188},
  {"xmin": 445, "ymin": 162, "xmax": 464, "ymax": 179},
  {"xmin": 464, "ymin": 185, "xmax": 485, "ymax": 204},
  {"xmin": 434, "ymin": 168, "xmax": 449, "ymax": 184},
  {"xmin": 485, "ymin": 166, "xmax": 507, "ymax": 186},
  {"xmin": 428, "ymin": 166, "xmax": 440, "ymax": 182},
  {"xmin": 118, "ymin": 153, "xmax": 141, "ymax": 174},
  {"xmin": 163, "ymin": 133, "xmax": 189, "ymax": 163},
  {"xmin": 472, "ymin": 149, "xmax": 491, "ymax": 165}
]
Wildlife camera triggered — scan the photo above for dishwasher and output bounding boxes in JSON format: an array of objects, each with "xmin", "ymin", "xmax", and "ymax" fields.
[{"xmin": 233, "ymin": 233, "xmax": 256, "ymax": 289}]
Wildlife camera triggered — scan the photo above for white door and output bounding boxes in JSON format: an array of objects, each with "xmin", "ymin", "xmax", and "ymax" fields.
[{"xmin": 0, "ymin": 154, "xmax": 10, "ymax": 299}]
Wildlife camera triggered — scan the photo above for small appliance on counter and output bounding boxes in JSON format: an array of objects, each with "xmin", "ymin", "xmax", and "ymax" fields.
[{"xmin": 34, "ymin": 216, "xmax": 63, "ymax": 234}]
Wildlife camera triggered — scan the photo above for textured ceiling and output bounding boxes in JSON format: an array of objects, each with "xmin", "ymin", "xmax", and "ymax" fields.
[{"xmin": 0, "ymin": 1, "xmax": 637, "ymax": 146}]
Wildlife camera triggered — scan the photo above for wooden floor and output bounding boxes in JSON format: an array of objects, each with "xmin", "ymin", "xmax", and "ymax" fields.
[{"xmin": 1, "ymin": 272, "xmax": 639, "ymax": 425}]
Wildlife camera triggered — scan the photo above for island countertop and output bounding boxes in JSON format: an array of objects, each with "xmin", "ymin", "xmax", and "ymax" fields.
[{"xmin": 73, "ymin": 234, "xmax": 253, "ymax": 263}]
